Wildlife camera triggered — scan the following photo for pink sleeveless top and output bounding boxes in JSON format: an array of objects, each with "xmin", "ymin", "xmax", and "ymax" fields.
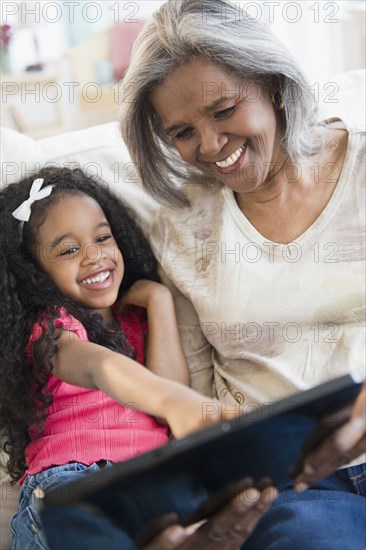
[{"xmin": 21, "ymin": 306, "xmax": 169, "ymax": 484}]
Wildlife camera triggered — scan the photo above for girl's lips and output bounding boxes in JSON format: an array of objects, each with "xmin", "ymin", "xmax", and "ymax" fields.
[
  {"xmin": 80, "ymin": 269, "xmax": 114, "ymax": 290},
  {"xmin": 214, "ymin": 145, "xmax": 247, "ymax": 174}
]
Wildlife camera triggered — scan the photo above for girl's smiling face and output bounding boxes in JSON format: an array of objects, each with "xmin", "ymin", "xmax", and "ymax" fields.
[
  {"xmin": 151, "ymin": 57, "xmax": 286, "ymax": 194},
  {"xmin": 35, "ymin": 193, "xmax": 124, "ymax": 322}
]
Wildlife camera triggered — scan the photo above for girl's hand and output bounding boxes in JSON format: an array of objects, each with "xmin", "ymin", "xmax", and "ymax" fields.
[
  {"xmin": 121, "ymin": 280, "xmax": 172, "ymax": 310},
  {"xmin": 293, "ymin": 381, "xmax": 366, "ymax": 490},
  {"xmin": 161, "ymin": 385, "xmax": 242, "ymax": 439},
  {"xmin": 121, "ymin": 279, "xmax": 191, "ymax": 385}
]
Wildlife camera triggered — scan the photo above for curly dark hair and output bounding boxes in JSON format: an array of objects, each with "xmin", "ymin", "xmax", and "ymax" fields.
[{"xmin": 0, "ymin": 166, "xmax": 159, "ymax": 482}]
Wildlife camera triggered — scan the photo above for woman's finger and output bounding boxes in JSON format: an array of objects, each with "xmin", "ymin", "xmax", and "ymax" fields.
[
  {"xmin": 143, "ymin": 524, "xmax": 189, "ymax": 550},
  {"xmin": 176, "ymin": 486, "xmax": 277, "ymax": 550},
  {"xmin": 295, "ymin": 433, "xmax": 366, "ymax": 491},
  {"xmin": 294, "ymin": 385, "xmax": 366, "ymax": 489}
]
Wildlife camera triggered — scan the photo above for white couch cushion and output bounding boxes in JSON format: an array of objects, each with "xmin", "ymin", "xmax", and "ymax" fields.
[
  {"xmin": 1, "ymin": 127, "xmax": 44, "ymax": 186},
  {"xmin": 1, "ymin": 122, "xmax": 160, "ymax": 231},
  {"xmin": 318, "ymin": 69, "xmax": 365, "ymax": 126}
]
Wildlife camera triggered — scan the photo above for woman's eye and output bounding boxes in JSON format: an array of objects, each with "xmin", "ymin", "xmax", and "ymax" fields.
[
  {"xmin": 175, "ymin": 127, "xmax": 194, "ymax": 140},
  {"xmin": 214, "ymin": 106, "xmax": 235, "ymax": 119}
]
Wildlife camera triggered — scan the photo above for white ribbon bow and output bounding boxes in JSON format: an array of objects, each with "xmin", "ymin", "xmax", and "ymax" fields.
[{"xmin": 12, "ymin": 178, "xmax": 55, "ymax": 222}]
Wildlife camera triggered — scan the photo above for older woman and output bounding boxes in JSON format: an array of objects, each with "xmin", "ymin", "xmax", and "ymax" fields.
[{"xmin": 120, "ymin": 0, "xmax": 366, "ymax": 548}]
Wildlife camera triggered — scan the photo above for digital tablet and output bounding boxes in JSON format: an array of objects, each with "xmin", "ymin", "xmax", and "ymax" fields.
[{"xmin": 42, "ymin": 374, "xmax": 362, "ymax": 544}]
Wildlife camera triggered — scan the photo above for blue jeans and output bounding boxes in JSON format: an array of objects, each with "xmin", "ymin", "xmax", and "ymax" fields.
[
  {"xmin": 242, "ymin": 463, "xmax": 366, "ymax": 550},
  {"xmin": 12, "ymin": 461, "xmax": 366, "ymax": 549},
  {"xmin": 11, "ymin": 461, "xmax": 138, "ymax": 550}
]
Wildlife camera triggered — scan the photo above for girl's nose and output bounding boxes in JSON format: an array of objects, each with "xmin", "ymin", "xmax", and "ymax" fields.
[{"xmin": 81, "ymin": 244, "xmax": 106, "ymax": 265}]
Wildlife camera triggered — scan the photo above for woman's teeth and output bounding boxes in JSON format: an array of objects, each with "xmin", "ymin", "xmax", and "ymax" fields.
[
  {"xmin": 215, "ymin": 145, "xmax": 245, "ymax": 168},
  {"xmin": 81, "ymin": 271, "xmax": 110, "ymax": 284}
]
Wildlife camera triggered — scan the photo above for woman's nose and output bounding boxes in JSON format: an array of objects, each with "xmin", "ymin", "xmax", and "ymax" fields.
[{"xmin": 199, "ymin": 126, "xmax": 228, "ymax": 158}]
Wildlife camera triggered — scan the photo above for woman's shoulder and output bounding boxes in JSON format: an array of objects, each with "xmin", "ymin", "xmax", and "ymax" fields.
[
  {"xmin": 150, "ymin": 185, "xmax": 229, "ymax": 268},
  {"xmin": 153, "ymin": 184, "xmax": 225, "ymax": 231},
  {"xmin": 322, "ymin": 117, "xmax": 365, "ymax": 140}
]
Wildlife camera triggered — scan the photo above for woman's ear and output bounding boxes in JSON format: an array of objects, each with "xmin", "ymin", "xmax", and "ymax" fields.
[
  {"xmin": 269, "ymin": 76, "xmax": 284, "ymax": 111},
  {"xmin": 269, "ymin": 76, "xmax": 278, "ymax": 97}
]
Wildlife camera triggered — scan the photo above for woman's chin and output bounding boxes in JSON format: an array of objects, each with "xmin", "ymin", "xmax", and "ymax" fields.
[{"xmin": 220, "ymin": 173, "xmax": 261, "ymax": 194}]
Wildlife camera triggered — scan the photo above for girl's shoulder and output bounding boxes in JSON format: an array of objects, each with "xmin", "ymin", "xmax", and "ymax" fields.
[
  {"xmin": 31, "ymin": 307, "xmax": 87, "ymax": 336},
  {"xmin": 25, "ymin": 308, "xmax": 88, "ymax": 361}
]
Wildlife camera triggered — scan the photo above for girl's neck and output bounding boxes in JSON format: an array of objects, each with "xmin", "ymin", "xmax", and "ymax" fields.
[{"xmin": 89, "ymin": 306, "xmax": 116, "ymax": 326}]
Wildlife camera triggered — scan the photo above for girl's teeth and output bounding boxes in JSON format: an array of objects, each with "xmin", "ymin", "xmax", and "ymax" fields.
[
  {"xmin": 215, "ymin": 145, "xmax": 245, "ymax": 168},
  {"xmin": 82, "ymin": 271, "xmax": 110, "ymax": 284}
]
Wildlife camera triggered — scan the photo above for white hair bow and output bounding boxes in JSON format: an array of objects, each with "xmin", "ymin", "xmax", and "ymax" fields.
[{"xmin": 12, "ymin": 178, "xmax": 55, "ymax": 222}]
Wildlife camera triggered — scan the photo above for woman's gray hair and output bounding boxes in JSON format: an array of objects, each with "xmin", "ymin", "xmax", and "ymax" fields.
[{"xmin": 119, "ymin": 0, "xmax": 323, "ymax": 207}]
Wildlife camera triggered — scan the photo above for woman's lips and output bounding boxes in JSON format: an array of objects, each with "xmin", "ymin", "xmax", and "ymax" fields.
[{"xmin": 214, "ymin": 144, "xmax": 247, "ymax": 174}]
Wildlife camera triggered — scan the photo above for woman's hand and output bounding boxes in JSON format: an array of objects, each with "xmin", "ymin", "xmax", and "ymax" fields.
[
  {"xmin": 143, "ymin": 480, "xmax": 277, "ymax": 550},
  {"xmin": 293, "ymin": 381, "xmax": 366, "ymax": 490}
]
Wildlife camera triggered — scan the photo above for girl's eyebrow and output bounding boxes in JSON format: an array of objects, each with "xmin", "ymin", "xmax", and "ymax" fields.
[
  {"xmin": 49, "ymin": 222, "xmax": 111, "ymax": 249},
  {"xmin": 165, "ymin": 96, "xmax": 231, "ymax": 136},
  {"xmin": 50, "ymin": 232, "xmax": 73, "ymax": 249}
]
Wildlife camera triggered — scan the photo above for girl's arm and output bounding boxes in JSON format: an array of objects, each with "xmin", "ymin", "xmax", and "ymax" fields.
[
  {"xmin": 121, "ymin": 280, "xmax": 190, "ymax": 385},
  {"xmin": 52, "ymin": 331, "xmax": 221, "ymax": 438}
]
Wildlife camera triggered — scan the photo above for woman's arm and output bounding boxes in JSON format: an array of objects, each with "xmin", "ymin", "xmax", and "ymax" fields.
[
  {"xmin": 52, "ymin": 331, "xmax": 221, "ymax": 438},
  {"xmin": 121, "ymin": 280, "xmax": 190, "ymax": 385},
  {"xmin": 150, "ymin": 209, "xmax": 215, "ymax": 397},
  {"xmin": 162, "ymin": 279, "xmax": 215, "ymax": 397}
]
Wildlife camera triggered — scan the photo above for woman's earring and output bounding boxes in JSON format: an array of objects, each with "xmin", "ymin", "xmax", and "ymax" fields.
[{"xmin": 271, "ymin": 91, "xmax": 284, "ymax": 110}]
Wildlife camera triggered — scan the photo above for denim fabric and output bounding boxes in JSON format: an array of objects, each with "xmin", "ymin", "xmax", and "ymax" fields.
[
  {"xmin": 41, "ymin": 505, "xmax": 139, "ymax": 550},
  {"xmin": 12, "ymin": 461, "xmax": 366, "ymax": 550},
  {"xmin": 10, "ymin": 461, "xmax": 134, "ymax": 550},
  {"xmin": 242, "ymin": 463, "xmax": 366, "ymax": 550}
]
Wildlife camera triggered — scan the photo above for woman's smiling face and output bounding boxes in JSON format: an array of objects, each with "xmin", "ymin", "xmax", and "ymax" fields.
[{"xmin": 151, "ymin": 57, "xmax": 285, "ymax": 194}]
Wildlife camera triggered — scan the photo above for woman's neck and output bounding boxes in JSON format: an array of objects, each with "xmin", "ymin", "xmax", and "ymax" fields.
[{"xmin": 234, "ymin": 127, "xmax": 348, "ymax": 244}]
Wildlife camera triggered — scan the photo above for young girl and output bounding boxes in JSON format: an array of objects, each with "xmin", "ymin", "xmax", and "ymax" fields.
[{"xmin": 0, "ymin": 166, "xmax": 224, "ymax": 549}]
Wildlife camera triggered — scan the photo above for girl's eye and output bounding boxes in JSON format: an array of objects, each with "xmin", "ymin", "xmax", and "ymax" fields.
[
  {"xmin": 97, "ymin": 234, "xmax": 112, "ymax": 243},
  {"xmin": 175, "ymin": 127, "xmax": 194, "ymax": 141},
  {"xmin": 214, "ymin": 106, "xmax": 235, "ymax": 119},
  {"xmin": 60, "ymin": 246, "xmax": 79, "ymax": 256}
]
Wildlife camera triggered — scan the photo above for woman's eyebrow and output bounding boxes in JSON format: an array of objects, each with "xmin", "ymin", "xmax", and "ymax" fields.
[
  {"xmin": 165, "ymin": 96, "xmax": 231, "ymax": 135},
  {"xmin": 202, "ymin": 96, "xmax": 231, "ymax": 113}
]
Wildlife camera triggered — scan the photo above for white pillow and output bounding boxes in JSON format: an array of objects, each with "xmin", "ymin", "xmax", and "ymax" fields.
[
  {"xmin": 1, "ymin": 122, "xmax": 160, "ymax": 231},
  {"xmin": 0, "ymin": 127, "xmax": 44, "ymax": 187},
  {"xmin": 319, "ymin": 69, "xmax": 365, "ymax": 126}
]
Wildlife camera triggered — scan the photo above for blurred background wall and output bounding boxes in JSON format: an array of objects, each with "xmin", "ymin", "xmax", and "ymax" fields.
[{"xmin": 1, "ymin": 0, "xmax": 365, "ymax": 138}]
